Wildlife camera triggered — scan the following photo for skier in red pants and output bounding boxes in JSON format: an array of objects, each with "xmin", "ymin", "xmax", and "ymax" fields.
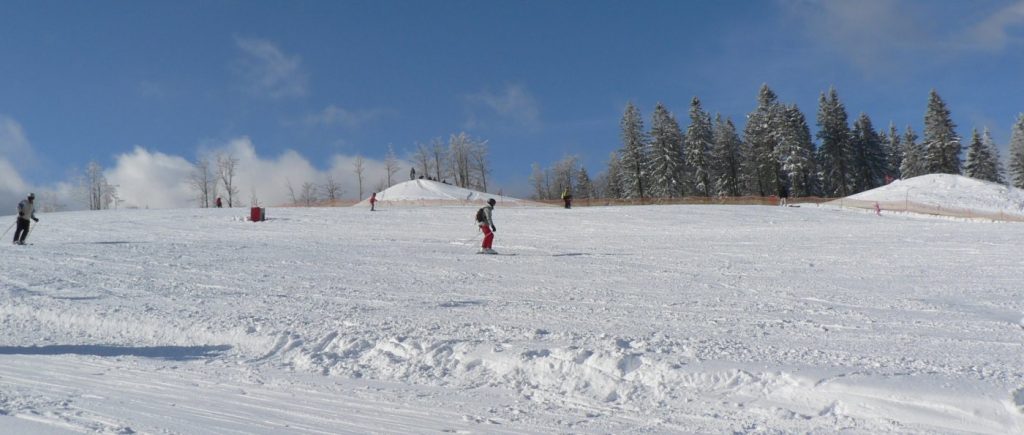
[{"xmin": 476, "ymin": 198, "xmax": 497, "ymax": 254}]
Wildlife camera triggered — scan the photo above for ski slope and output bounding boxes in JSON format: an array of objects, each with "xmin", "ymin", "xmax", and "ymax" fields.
[{"xmin": 2, "ymin": 181, "xmax": 1024, "ymax": 433}]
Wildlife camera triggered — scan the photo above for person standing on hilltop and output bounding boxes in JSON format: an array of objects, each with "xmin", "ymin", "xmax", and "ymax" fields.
[
  {"xmin": 476, "ymin": 198, "xmax": 497, "ymax": 254},
  {"xmin": 369, "ymin": 192, "xmax": 377, "ymax": 211}
]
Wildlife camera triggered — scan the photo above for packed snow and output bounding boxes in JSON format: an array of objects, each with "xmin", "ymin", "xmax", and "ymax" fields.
[
  {"xmin": 2, "ymin": 179, "xmax": 1024, "ymax": 433},
  {"xmin": 848, "ymin": 173, "xmax": 1024, "ymax": 217}
]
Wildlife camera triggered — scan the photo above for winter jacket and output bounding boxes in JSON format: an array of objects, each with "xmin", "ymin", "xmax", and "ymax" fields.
[
  {"xmin": 477, "ymin": 205, "xmax": 494, "ymax": 229},
  {"xmin": 17, "ymin": 199, "xmax": 35, "ymax": 222}
]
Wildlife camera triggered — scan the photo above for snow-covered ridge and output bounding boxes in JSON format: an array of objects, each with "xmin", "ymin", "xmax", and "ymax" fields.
[
  {"xmin": 355, "ymin": 179, "xmax": 544, "ymax": 207},
  {"xmin": 846, "ymin": 174, "xmax": 1024, "ymax": 215}
]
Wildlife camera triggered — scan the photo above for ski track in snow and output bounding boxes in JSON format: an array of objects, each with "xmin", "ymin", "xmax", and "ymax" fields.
[{"xmin": 1, "ymin": 203, "xmax": 1023, "ymax": 433}]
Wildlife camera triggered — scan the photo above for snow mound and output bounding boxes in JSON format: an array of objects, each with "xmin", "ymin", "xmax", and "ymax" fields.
[
  {"xmin": 355, "ymin": 179, "xmax": 542, "ymax": 207},
  {"xmin": 846, "ymin": 174, "xmax": 1024, "ymax": 216}
]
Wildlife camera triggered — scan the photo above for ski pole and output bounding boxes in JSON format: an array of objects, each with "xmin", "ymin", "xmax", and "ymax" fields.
[{"xmin": 1, "ymin": 221, "xmax": 14, "ymax": 239}]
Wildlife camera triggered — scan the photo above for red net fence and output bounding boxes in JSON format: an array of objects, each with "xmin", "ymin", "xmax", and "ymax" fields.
[
  {"xmin": 537, "ymin": 196, "xmax": 1024, "ymax": 222},
  {"xmin": 284, "ymin": 196, "xmax": 1024, "ymax": 222}
]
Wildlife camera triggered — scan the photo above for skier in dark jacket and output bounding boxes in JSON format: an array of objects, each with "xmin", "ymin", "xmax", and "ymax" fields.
[
  {"xmin": 13, "ymin": 193, "xmax": 38, "ymax": 245},
  {"xmin": 476, "ymin": 198, "xmax": 497, "ymax": 254}
]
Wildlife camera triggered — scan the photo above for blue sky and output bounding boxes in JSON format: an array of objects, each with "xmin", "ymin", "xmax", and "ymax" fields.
[{"xmin": 2, "ymin": 0, "xmax": 1024, "ymax": 208}]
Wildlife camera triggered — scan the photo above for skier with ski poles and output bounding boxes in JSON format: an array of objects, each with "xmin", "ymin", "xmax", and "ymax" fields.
[
  {"xmin": 476, "ymin": 198, "xmax": 497, "ymax": 254},
  {"xmin": 12, "ymin": 193, "xmax": 39, "ymax": 245}
]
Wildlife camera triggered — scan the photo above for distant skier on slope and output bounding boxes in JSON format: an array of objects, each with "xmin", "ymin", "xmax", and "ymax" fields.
[
  {"xmin": 562, "ymin": 188, "xmax": 572, "ymax": 209},
  {"xmin": 369, "ymin": 192, "xmax": 377, "ymax": 211},
  {"xmin": 476, "ymin": 198, "xmax": 497, "ymax": 254},
  {"xmin": 12, "ymin": 193, "xmax": 39, "ymax": 245}
]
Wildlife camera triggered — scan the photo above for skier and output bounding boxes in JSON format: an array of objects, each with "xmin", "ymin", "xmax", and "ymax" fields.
[
  {"xmin": 13, "ymin": 193, "xmax": 39, "ymax": 245},
  {"xmin": 561, "ymin": 188, "xmax": 572, "ymax": 209},
  {"xmin": 410, "ymin": 167, "xmax": 416, "ymax": 180},
  {"xmin": 216, "ymin": 197, "xmax": 223, "ymax": 208},
  {"xmin": 369, "ymin": 192, "xmax": 377, "ymax": 211},
  {"xmin": 476, "ymin": 198, "xmax": 497, "ymax": 254}
]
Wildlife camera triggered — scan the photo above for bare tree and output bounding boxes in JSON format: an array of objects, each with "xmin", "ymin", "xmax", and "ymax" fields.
[
  {"xmin": 79, "ymin": 161, "xmax": 117, "ymax": 210},
  {"xmin": 35, "ymin": 191, "xmax": 63, "ymax": 213},
  {"xmin": 384, "ymin": 144, "xmax": 400, "ymax": 187},
  {"xmin": 353, "ymin": 155, "xmax": 366, "ymax": 200},
  {"xmin": 430, "ymin": 138, "xmax": 446, "ymax": 180},
  {"xmin": 299, "ymin": 182, "xmax": 318, "ymax": 206},
  {"xmin": 285, "ymin": 178, "xmax": 298, "ymax": 205},
  {"xmin": 413, "ymin": 142, "xmax": 432, "ymax": 178},
  {"xmin": 553, "ymin": 154, "xmax": 580, "ymax": 195},
  {"xmin": 529, "ymin": 163, "xmax": 548, "ymax": 200},
  {"xmin": 217, "ymin": 153, "xmax": 240, "ymax": 207},
  {"xmin": 189, "ymin": 156, "xmax": 215, "ymax": 207},
  {"xmin": 448, "ymin": 132, "xmax": 473, "ymax": 188},
  {"xmin": 322, "ymin": 173, "xmax": 343, "ymax": 202},
  {"xmin": 470, "ymin": 138, "xmax": 491, "ymax": 192}
]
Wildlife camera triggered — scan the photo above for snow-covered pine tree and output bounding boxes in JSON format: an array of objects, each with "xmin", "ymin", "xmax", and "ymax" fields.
[
  {"xmin": 815, "ymin": 87, "xmax": 854, "ymax": 197},
  {"xmin": 1009, "ymin": 114, "xmax": 1024, "ymax": 189},
  {"xmin": 619, "ymin": 102, "xmax": 650, "ymax": 199},
  {"xmin": 648, "ymin": 102, "xmax": 684, "ymax": 198},
  {"xmin": 711, "ymin": 114, "xmax": 744, "ymax": 196},
  {"xmin": 605, "ymin": 152, "xmax": 625, "ymax": 199},
  {"xmin": 922, "ymin": 90, "xmax": 961, "ymax": 175},
  {"xmin": 884, "ymin": 122, "xmax": 903, "ymax": 180},
  {"xmin": 684, "ymin": 97, "xmax": 714, "ymax": 197},
  {"xmin": 965, "ymin": 128, "xmax": 1005, "ymax": 183},
  {"xmin": 849, "ymin": 113, "xmax": 887, "ymax": 192},
  {"xmin": 576, "ymin": 167, "xmax": 592, "ymax": 199},
  {"xmin": 777, "ymin": 104, "xmax": 817, "ymax": 197},
  {"xmin": 743, "ymin": 84, "xmax": 784, "ymax": 196},
  {"xmin": 900, "ymin": 126, "xmax": 925, "ymax": 178},
  {"xmin": 983, "ymin": 128, "xmax": 1006, "ymax": 184}
]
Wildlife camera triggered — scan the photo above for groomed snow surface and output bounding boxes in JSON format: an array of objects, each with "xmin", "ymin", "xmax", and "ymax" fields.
[{"xmin": 2, "ymin": 178, "xmax": 1024, "ymax": 433}]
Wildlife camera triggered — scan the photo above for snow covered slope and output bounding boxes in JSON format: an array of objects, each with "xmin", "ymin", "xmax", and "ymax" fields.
[
  {"xmin": 848, "ymin": 174, "xmax": 1024, "ymax": 215},
  {"xmin": 1, "ymin": 201, "xmax": 1023, "ymax": 433},
  {"xmin": 355, "ymin": 179, "xmax": 540, "ymax": 207}
]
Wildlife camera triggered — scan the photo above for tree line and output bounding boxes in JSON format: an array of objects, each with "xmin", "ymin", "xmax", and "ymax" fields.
[{"xmin": 535, "ymin": 85, "xmax": 1024, "ymax": 201}]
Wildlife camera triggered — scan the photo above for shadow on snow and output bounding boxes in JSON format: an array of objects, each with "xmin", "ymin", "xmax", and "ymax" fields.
[{"xmin": 0, "ymin": 344, "xmax": 232, "ymax": 360}]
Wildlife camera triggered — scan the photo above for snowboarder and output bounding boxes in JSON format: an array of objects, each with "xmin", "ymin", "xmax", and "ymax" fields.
[
  {"xmin": 561, "ymin": 188, "xmax": 572, "ymax": 209},
  {"xmin": 216, "ymin": 197, "xmax": 223, "ymax": 208},
  {"xmin": 476, "ymin": 198, "xmax": 497, "ymax": 254},
  {"xmin": 13, "ymin": 193, "xmax": 38, "ymax": 245},
  {"xmin": 369, "ymin": 192, "xmax": 377, "ymax": 211}
]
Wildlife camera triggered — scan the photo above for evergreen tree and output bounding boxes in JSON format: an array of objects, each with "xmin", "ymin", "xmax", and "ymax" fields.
[
  {"xmin": 648, "ymin": 102, "xmax": 684, "ymax": 198},
  {"xmin": 743, "ymin": 84, "xmax": 784, "ymax": 196},
  {"xmin": 1009, "ymin": 114, "xmax": 1024, "ymax": 189},
  {"xmin": 849, "ymin": 113, "xmax": 887, "ymax": 192},
  {"xmin": 576, "ymin": 167, "xmax": 593, "ymax": 199},
  {"xmin": 710, "ymin": 114, "xmax": 744, "ymax": 196},
  {"xmin": 922, "ymin": 89, "xmax": 961, "ymax": 174},
  {"xmin": 965, "ymin": 128, "xmax": 1004, "ymax": 183},
  {"xmin": 619, "ymin": 102, "xmax": 650, "ymax": 199},
  {"xmin": 684, "ymin": 97, "xmax": 714, "ymax": 197},
  {"xmin": 605, "ymin": 152, "xmax": 625, "ymax": 199},
  {"xmin": 884, "ymin": 122, "xmax": 902, "ymax": 180},
  {"xmin": 777, "ymin": 104, "xmax": 817, "ymax": 197},
  {"xmin": 900, "ymin": 126, "xmax": 925, "ymax": 178},
  {"xmin": 815, "ymin": 87, "xmax": 854, "ymax": 197}
]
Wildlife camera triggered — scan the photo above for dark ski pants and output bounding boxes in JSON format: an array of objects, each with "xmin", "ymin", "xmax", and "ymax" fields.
[{"xmin": 13, "ymin": 218, "xmax": 30, "ymax": 243}]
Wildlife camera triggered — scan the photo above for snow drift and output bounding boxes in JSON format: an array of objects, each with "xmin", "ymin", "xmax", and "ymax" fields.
[{"xmin": 354, "ymin": 179, "xmax": 543, "ymax": 207}]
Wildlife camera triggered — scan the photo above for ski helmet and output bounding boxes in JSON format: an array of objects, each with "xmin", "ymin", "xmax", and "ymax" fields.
[{"xmin": 487, "ymin": 198, "xmax": 496, "ymax": 206}]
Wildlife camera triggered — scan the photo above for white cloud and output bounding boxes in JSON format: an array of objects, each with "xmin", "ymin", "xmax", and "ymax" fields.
[
  {"xmin": 233, "ymin": 36, "xmax": 308, "ymax": 99},
  {"xmin": 103, "ymin": 137, "xmax": 404, "ymax": 209},
  {"xmin": 463, "ymin": 84, "xmax": 542, "ymax": 132},
  {"xmin": 968, "ymin": 0, "xmax": 1024, "ymax": 51},
  {"xmin": 303, "ymin": 105, "xmax": 390, "ymax": 129},
  {"xmin": 105, "ymin": 147, "xmax": 195, "ymax": 209},
  {"xmin": 0, "ymin": 115, "xmax": 36, "ymax": 166}
]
